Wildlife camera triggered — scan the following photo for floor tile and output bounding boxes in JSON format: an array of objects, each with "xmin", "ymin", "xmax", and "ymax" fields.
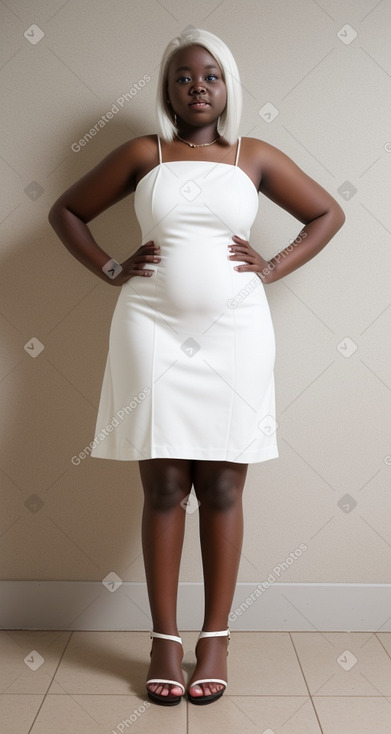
[
  {"xmin": 29, "ymin": 694, "xmax": 186, "ymax": 733},
  {"xmin": 291, "ymin": 632, "xmax": 391, "ymax": 696},
  {"xmin": 188, "ymin": 695, "xmax": 323, "ymax": 733},
  {"xmin": 377, "ymin": 632, "xmax": 391, "ymax": 657},
  {"xmin": 48, "ymin": 631, "xmax": 149, "ymax": 695},
  {"xmin": 0, "ymin": 694, "xmax": 44, "ymax": 734},
  {"xmin": 313, "ymin": 696, "xmax": 391, "ymax": 733},
  {"xmin": 2, "ymin": 631, "xmax": 391, "ymax": 734},
  {"xmin": 224, "ymin": 632, "xmax": 308, "ymax": 695},
  {"xmin": 0, "ymin": 631, "xmax": 71, "ymax": 694}
]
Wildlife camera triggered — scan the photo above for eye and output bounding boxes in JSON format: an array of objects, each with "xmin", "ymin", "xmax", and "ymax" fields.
[
  {"xmin": 176, "ymin": 76, "xmax": 191, "ymax": 83},
  {"xmin": 205, "ymin": 74, "xmax": 218, "ymax": 81}
]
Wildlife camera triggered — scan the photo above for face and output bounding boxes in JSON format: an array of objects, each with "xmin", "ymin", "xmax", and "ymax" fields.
[{"xmin": 166, "ymin": 44, "xmax": 227, "ymax": 129}]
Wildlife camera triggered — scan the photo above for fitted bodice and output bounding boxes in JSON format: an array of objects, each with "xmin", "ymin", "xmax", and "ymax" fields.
[
  {"xmin": 134, "ymin": 158, "xmax": 259, "ymax": 244},
  {"xmin": 131, "ymin": 138, "xmax": 262, "ymax": 331}
]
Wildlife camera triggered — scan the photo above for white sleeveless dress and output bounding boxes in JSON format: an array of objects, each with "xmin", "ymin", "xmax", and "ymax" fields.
[{"xmin": 90, "ymin": 136, "xmax": 278, "ymax": 463}]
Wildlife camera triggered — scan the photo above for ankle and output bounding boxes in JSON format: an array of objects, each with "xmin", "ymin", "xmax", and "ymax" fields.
[
  {"xmin": 201, "ymin": 622, "xmax": 229, "ymax": 632},
  {"xmin": 151, "ymin": 626, "xmax": 180, "ymax": 637}
]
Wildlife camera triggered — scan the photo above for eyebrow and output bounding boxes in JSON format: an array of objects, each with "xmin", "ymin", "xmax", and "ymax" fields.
[{"xmin": 174, "ymin": 64, "xmax": 220, "ymax": 72}]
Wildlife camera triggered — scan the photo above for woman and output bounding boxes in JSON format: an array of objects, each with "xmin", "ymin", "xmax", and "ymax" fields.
[{"xmin": 49, "ymin": 28, "xmax": 345, "ymax": 706}]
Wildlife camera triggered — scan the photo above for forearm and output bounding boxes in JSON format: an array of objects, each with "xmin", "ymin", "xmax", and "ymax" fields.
[
  {"xmin": 48, "ymin": 205, "xmax": 113, "ymax": 283},
  {"xmin": 260, "ymin": 205, "xmax": 345, "ymax": 284}
]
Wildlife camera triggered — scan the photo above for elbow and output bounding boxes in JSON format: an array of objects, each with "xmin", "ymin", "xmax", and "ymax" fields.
[
  {"xmin": 48, "ymin": 204, "xmax": 56, "ymax": 227},
  {"xmin": 48, "ymin": 198, "xmax": 62, "ymax": 228},
  {"xmin": 322, "ymin": 201, "xmax": 345, "ymax": 238},
  {"xmin": 48, "ymin": 203, "xmax": 58, "ymax": 230},
  {"xmin": 333, "ymin": 201, "xmax": 346, "ymax": 230},
  {"xmin": 48, "ymin": 199, "xmax": 69, "ymax": 231}
]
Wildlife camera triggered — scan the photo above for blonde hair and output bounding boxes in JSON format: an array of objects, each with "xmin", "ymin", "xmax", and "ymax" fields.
[{"xmin": 156, "ymin": 27, "xmax": 242, "ymax": 145}]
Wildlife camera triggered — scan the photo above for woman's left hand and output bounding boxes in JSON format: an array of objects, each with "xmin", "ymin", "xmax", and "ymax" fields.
[{"xmin": 228, "ymin": 235, "xmax": 269, "ymax": 278}]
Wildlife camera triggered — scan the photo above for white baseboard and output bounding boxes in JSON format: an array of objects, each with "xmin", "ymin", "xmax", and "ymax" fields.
[{"xmin": 1, "ymin": 581, "xmax": 390, "ymax": 631}]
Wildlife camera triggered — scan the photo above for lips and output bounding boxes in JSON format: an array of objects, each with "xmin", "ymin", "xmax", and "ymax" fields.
[{"xmin": 189, "ymin": 99, "xmax": 210, "ymax": 108}]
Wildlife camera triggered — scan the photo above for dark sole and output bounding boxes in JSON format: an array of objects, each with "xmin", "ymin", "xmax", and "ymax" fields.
[
  {"xmin": 187, "ymin": 689, "xmax": 225, "ymax": 705},
  {"xmin": 147, "ymin": 689, "xmax": 182, "ymax": 706}
]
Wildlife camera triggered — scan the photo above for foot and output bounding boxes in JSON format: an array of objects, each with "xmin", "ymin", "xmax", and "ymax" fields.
[
  {"xmin": 188, "ymin": 633, "xmax": 229, "ymax": 699},
  {"xmin": 146, "ymin": 635, "xmax": 185, "ymax": 700}
]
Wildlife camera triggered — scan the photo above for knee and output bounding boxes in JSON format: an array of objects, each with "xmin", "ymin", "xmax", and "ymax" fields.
[
  {"xmin": 144, "ymin": 480, "xmax": 188, "ymax": 511},
  {"xmin": 196, "ymin": 479, "xmax": 240, "ymax": 511}
]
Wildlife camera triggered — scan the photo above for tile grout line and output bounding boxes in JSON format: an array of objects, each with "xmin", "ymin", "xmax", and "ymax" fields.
[
  {"xmin": 289, "ymin": 631, "xmax": 325, "ymax": 733},
  {"xmin": 27, "ymin": 630, "xmax": 74, "ymax": 734}
]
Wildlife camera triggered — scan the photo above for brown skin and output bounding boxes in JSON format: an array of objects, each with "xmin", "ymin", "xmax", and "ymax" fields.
[
  {"xmin": 140, "ymin": 459, "xmax": 247, "ymax": 700},
  {"xmin": 48, "ymin": 43, "xmax": 345, "ymax": 702}
]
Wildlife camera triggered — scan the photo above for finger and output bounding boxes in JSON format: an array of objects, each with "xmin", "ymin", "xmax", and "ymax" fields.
[
  {"xmin": 228, "ymin": 247, "xmax": 252, "ymax": 256},
  {"xmin": 122, "ymin": 253, "xmax": 160, "ymax": 269},
  {"xmin": 125, "ymin": 268, "xmax": 155, "ymax": 279},
  {"xmin": 140, "ymin": 240, "xmax": 157, "ymax": 248},
  {"xmin": 132, "ymin": 261, "xmax": 157, "ymax": 271},
  {"xmin": 137, "ymin": 242, "xmax": 159, "ymax": 255},
  {"xmin": 133, "ymin": 254, "xmax": 161, "ymax": 262},
  {"xmin": 232, "ymin": 235, "xmax": 249, "ymax": 245},
  {"xmin": 228, "ymin": 243, "xmax": 252, "ymax": 255},
  {"xmin": 228, "ymin": 251, "xmax": 256, "ymax": 262},
  {"xmin": 233, "ymin": 264, "xmax": 257, "ymax": 272}
]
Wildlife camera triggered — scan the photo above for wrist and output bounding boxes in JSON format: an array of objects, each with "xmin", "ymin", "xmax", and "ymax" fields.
[
  {"xmin": 102, "ymin": 258, "xmax": 123, "ymax": 280},
  {"xmin": 257, "ymin": 261, "xmax": 276, "ymax": 284}
]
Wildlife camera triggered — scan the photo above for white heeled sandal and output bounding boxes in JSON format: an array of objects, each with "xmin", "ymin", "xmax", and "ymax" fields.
[
  {"xmin": 146, "ymin": 631, "xmax": 185, "ymax": 706},
  {"xmin": 187, "ymin": 628, "xmax": 230, "ymax": 705}
]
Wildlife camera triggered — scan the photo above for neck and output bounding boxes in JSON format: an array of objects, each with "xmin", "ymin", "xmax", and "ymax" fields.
[{"xmin": 176, "ymin": 124, "xmax": 220, "ymax": 145}]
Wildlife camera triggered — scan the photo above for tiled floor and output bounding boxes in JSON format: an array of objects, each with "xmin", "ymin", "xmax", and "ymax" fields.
[{"xmin": 1, "ymin": 630, "xmax": 391, "ymax": 733}]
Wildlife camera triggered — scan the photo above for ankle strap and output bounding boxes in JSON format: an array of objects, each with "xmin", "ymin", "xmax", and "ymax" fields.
[
  {"xmin": 150, "ymin": 631, "xmax": 182, "ymax": 644},
  {"xmin": 198, "ymin": 628, "xmax": 230, "ymax": 640}
]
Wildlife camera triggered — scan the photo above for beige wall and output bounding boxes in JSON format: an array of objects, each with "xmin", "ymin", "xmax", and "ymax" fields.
[{"xmin": 1, "ymin": 0, "xmax": 390, "ymax": 610}]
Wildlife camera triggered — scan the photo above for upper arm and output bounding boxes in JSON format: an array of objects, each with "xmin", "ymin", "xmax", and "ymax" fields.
[
  {"xmin": 50, "ymin": 135, "xmax": 156, "ymax": 223},
  {"xmin": 256, "ymin": 140, "xmax": 343, "ymax": 224}
]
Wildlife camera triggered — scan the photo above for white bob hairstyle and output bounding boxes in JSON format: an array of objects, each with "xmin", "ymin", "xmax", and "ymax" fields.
[{"xmin": 156, "ymin": 27, "xmax": 242, "ymax": 145}]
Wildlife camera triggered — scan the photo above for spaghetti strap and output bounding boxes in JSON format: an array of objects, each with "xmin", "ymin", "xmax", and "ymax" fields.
[
  {"xmin": 156, "ymin": 134, "xmax": 162, "ymax": 164},
  {"xmin": 234, "ymin": 137, "xmax": 241, "ymax": 166}
]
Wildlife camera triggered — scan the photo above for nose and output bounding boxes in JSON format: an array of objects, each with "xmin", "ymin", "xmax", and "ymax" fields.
[{"xmin": 190, "ymin": 82, "xmax": 206, "ymax": 95}]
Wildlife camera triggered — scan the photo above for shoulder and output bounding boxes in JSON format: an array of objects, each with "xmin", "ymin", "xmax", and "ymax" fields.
[
  {"xmin": 110, "ymin": 134, "xmax": 159, "ymax": 168},
  {"xmin": 240, "ymin": 136, "xmax": 307, "ymax": 189},
  {"xmin": 236, "ymin": 136, "xmax": 290, "ymax": 190},
  {"xmin": 98, "ymin": 135, "xmax": 159, "ymax": 190},
  {"xmin": 241, "ymin": 136, "xmax": 293, "ymax": 167}
]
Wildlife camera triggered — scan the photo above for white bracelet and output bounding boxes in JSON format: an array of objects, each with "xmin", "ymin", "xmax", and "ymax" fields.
[{"xmin": 102, "ymin": 258, "xmax": 123, "ymax": 279}]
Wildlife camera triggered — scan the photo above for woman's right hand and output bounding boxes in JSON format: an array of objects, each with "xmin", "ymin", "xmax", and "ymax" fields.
[{"xmin": 111, "ymin": 241, "xmax": 161, "ymax": 286}]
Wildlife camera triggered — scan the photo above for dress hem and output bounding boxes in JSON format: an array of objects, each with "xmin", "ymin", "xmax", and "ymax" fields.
[{"xmin": 90, "ymin": 445, "xmax": 279, "ymax": 464}]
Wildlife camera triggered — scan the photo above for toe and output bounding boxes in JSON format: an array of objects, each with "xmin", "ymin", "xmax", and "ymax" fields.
[
  {"xmin": 189, "ymin": 681, "xmax": 224, "ymax": 697},
  {"xmin": 189, "ymin": 684, "xmax": 203, "ymax": 696},
  {"xmin": 169, "ymin": 684, "xmax": 183, "ymax": 696},
  {"xmin": 189, "ymin": 682, "xmax": 223, "ymax": 697},
  {"xmin": 147, "ymin": 682, "xmax": 182, "ymax": 698}
]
